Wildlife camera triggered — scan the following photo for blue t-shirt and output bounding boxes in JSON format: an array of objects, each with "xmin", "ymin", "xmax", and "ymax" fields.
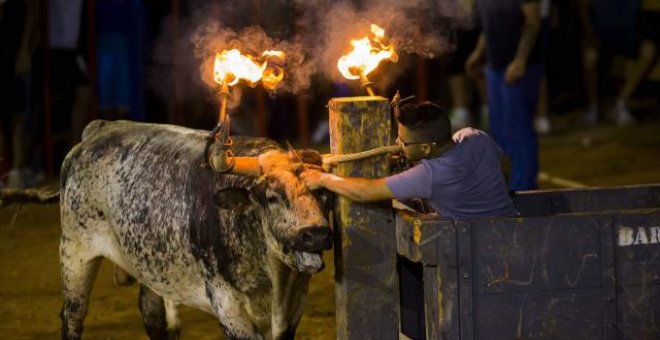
[{"xmin": 386, "ymin": 131, "xmax": 517, "ymax": 220}]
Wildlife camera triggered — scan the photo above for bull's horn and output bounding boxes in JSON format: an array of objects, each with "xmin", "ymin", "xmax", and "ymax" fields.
[{"xmin": 208, "ymin": 142, "xmax": 260, "ymax": 176}]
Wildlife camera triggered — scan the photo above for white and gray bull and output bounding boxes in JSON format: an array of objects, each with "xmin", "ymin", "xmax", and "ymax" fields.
[{"xmin": 59, "ymin": 120, "xmax": 332, "ymax": 340}]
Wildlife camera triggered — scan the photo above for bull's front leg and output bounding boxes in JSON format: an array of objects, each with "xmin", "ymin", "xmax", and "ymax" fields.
[
  {"xmin": 269, "ymin": 258, "xmax": 311, "ymax": 340},
  {"xmin": 206, "ymin": 282, "xmax": 262, "ymax": 340},
  {"xmin": 138, "ymin": 284, "xmax": 181, "ymax": 340}
]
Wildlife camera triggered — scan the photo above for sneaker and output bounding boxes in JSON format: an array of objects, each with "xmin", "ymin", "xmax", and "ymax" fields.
[
  {"xmin": 583, "ymin": 104, "xmax": 598, "ymax": 127},
  {"xmin": 612, "ymin": 100, "xmax": 634, "ymax": 126},
  {"xmin": 534, "ymin": 116, "xmax": 551, "ymax": 134},
  {"xmin": 449, "ymin": 107, "xmax": 470, "ymax": 129}
]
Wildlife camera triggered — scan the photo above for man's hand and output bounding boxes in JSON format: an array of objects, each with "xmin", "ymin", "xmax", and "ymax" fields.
[
  {"xmin": 505, "ymin": 58, "xmax": 527, "ymax": 84},
  {"xmin": 452, "ymin": 127, "xmax": 480, "ymax": 143},
  {"xmin": 301, "ymin": 169, "xmax": 324, "ymax": 190}
]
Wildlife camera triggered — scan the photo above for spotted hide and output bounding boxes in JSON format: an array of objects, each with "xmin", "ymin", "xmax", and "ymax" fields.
[{"xmin": 59, "ymin": 120, "xmax": 332, "ymax": 340}]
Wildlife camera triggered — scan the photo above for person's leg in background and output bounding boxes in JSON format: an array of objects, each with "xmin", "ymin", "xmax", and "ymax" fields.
[
  {"xmin": 448, "ymin": 74, "xmax": 471, "ymax": 130},
  {"xmin": 485, "ymin": 66, "xmax": 508, "ymax": 156},
  {"xmin": 534, "ymin": 76, "xmax": 551, "ymax": 134},
  {"xmin": 511, "ymin": 63, "xmax": 543, "ymax": 190},
  {"xmin": 613, "ymin": 7, "xmax": 660, "ymax": 125},
  {"xmin": 490, "ymin": 64, "xmax": 542, "ymax": 191},
  {"xmin": 581, "ymin": 43, "xmax": 600, "ymax": 126}
]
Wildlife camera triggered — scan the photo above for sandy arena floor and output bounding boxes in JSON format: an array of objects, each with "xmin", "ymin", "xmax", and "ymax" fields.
[{"xmin": 2, "ymin": 114, "xmax": 660, "ymax": 339}]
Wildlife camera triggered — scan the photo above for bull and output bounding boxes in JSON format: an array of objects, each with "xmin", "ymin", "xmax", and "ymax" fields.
[{"xmin": 59, "ymin": 120, "xmax": 332, "ymax": 340}]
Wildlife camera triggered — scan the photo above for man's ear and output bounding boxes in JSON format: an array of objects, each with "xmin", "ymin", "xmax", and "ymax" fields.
[{"xmin": 422, "ymin": 144, "xmax": 432, "ymax": 156}]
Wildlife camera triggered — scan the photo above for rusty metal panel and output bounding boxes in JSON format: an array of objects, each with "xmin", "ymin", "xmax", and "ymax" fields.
[
  {"xmin": 614, "ymin": 212, "xmax": 660, "ymax": 339},
  {"xmin": 615, "ymin": 212, "xmax": 660, "ymax": 286},
  {"xmin": 617, "ymin": 285, "xmax": 660, "ymax": 339},
  {"xmin": 473, "ymin": 216, "xmax": 602, "ymax": 294},
  {"xmin": 423, "ymin": 261, "xmax": 461, "ymax": 340},
  {"xmin": 599, "ymin": 217, "xmax": 618, "ymax": 340},
  {"xmin": 513, "ymin": 184, "xmax": 660, "ymax": 216},
  {"xmin": 396, "ymin": 211, "xmax": 454, "ymax": 265},
  {"xmin": 457, "ymin": 221, "xmax": 474, "ymax": 340},
  {"xmin": 474, "ymin": 289, "xmax": 603, "ymax": 339}
]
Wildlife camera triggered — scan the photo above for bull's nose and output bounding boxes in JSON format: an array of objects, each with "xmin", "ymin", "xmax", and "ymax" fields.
[{"xmin": 292, "ymin": 226, "xmax": 332, "ymax": 252}]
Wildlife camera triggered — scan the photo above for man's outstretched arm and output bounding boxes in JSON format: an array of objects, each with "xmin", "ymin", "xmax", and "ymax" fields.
[{"xmin": 301, "ymin": 170, "xmax": 395, "ymax": 202}]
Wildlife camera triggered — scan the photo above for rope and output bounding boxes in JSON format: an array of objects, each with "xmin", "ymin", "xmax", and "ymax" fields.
[{"xmin": 322, "ymin": 144, "xmax": 402, "ymax": 166}]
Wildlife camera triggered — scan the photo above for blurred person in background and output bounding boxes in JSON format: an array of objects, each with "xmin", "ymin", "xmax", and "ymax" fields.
[
  {"xmin": 0, "ymin": 0, "xmax": 41, "ymax": 188},
  {"xmin": 466, "ymin": 0, "xmax": 544, "ymax": 191},
  {"xmin": 534, "ymin": 0, "xmax": 552, "ymax": 135},
  {"xmin": 96, "ymin": 0, "xmax": 146, "ymax": 122},
  {"xmin": 445, "ymin": 0, "xmax": 489, "ymax": 131},
  {"xmin": 49, "ymin": 0, "xmax": 89, "ymax": 168},
  {"xmin": 578, "ymin": 0, "xmax": 656, "ymax": 127}
]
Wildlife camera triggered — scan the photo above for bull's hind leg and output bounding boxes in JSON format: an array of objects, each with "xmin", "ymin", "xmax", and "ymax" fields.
[
  {"xmin": 59, "ymin": 238, "xmax": 102, "ymax": 340},
  {"xmin": 138, "ymin": 284, "xmax": 181, "ymax": 340}
]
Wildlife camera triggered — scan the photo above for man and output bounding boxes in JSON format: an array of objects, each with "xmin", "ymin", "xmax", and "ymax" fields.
[
  {"xmin": 465, "ymin": 0, "xmax": 543, "ymax": 190},
  {"xmin": 301, "ymin": 101, "xmax": 516, "ymax": 339},
  {"xmin": 302, "ymin": 101, "xmax": 516, "ymax": 221}
]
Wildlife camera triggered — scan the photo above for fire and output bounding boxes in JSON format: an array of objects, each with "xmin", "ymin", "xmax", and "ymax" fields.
[
  {"xmin": 337, "ymin": 24, "xmax": 398, "ymax": 80},
  {"xmin": 213, "ymin": 49, "xmax": 285, "ymax": 90}
]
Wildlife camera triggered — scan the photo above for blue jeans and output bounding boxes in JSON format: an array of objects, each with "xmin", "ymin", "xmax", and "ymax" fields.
[{"xmin": 486, "ymin": 63, "xmax": 544, "ymax": 191}]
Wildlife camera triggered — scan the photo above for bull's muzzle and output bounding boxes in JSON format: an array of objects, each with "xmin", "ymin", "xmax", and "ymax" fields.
[{"xmin": 292, "ymin": 226, "xmax": 332, "ymax": 252}]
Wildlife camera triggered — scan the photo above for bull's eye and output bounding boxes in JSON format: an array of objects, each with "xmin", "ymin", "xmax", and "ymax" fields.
[{"xmin": 266, "ymin": 195, "xmax": 279, "ymax": 204}]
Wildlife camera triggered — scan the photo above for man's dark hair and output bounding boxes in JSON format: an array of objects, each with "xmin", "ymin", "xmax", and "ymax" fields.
[{"xmin": 397, "ymin": 101, "xmax": 452, "ymax": 144}]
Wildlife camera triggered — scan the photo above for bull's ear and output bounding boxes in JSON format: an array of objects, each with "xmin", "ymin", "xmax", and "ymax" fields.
[
  {"xmin": 248, "ymin": 177, "xmax": 268, "ymax": 206},
  {"xmin": 294, "ymin": 149, "xmax": 323, "ymax": 167},
  {"xmin": 213, "ymin": 187, "xmax": 251, "ymax": 210}
]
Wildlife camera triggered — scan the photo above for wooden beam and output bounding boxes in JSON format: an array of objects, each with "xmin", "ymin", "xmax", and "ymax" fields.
[{"xmin": 329, "ymin": 96, "xmax": 398, "ymax": 339}]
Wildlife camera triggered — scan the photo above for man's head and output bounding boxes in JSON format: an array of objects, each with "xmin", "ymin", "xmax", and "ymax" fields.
[{"xmin": 396, "ymin": 101, "xmax": 452, "ymax": 162}]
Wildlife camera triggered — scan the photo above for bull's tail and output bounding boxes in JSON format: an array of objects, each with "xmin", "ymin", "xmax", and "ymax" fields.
[{"xmin": 0, "ymin": 187, "xmax": 59, "ymax": 208}]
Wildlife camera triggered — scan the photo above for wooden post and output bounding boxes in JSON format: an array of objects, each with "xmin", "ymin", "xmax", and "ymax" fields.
[{"xmin": 328, "ymin": 96, "xmax": 399, "ymax": 339}]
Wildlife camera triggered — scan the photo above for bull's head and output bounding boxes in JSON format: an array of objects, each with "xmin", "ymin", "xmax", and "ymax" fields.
[{"xmin": 212, "ymin": 148, "xmax": 332, "ymax": 273}]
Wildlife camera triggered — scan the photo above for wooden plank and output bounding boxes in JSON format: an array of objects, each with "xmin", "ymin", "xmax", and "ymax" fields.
[{"xmin": 329, "ymin": 97, "xmax": 398, "ymax": 340}]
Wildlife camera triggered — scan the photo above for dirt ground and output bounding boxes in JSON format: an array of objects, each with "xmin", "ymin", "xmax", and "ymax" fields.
[{"xmin": 2, "ymin": 113, "xmax": 660, "ymax": 339}]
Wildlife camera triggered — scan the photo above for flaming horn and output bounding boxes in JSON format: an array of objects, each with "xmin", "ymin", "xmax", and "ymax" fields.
[
  {"xmin": 337, "ymin": 24, "xmax": 398, "ymax": 96},
  {"xmin": 208, "ymin": 49, "xmax": 285, "ymax": 173}
]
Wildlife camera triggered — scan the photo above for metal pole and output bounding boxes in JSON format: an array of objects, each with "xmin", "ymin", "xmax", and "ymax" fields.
[
  {"xmin": 170, "ymin": 0, "xmax": 182, "ymax": 125},
  {"xmin": 87, "ymin": 0, "xmax": 97, "ymax": 121},
  {"xmin": 41, "ymin": 0, "xmax": 53, "ymax": 176}
]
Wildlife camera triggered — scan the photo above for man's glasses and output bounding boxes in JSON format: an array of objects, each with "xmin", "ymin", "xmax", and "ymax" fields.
[{"xmin": 395, "ymin": 136, "xmax": 437, "ymax": 147}]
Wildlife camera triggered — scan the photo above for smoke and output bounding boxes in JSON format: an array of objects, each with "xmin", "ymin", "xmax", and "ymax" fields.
[
  {"xmin": 149, "ymin": 0, "xmax": 474, "ymax": 100},
  {"xmin": 293, "ymin": 0, "xmax": 474, "ymax": 86}
]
